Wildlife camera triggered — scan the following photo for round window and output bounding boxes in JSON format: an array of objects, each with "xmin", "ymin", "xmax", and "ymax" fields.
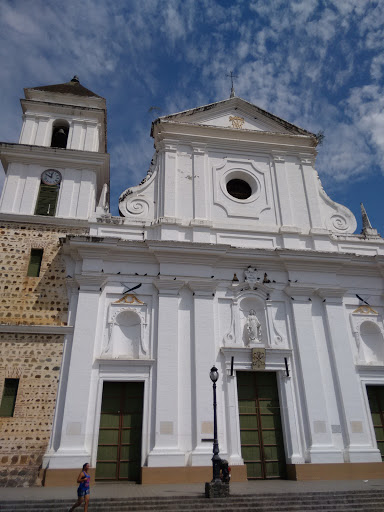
[{"xmin": 226, "ymin": 179, "xmax": 252, "ymax": 200}]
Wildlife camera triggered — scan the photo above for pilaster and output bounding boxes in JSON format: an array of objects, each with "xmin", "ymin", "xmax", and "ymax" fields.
[
  {"xmin": 46, "ymin": 277, "xmax": 105, "ymax": 468},
  {"xmin": 161, "ymin": 141, "xmax": 178, "ymax": 219},
  {"xmin": 317, "ymin": 288, "xmax": 382, "ymax": 463},
  {"xmin": 34, "ymin": 115, "xmax": 51, "ymax": 146},
  {"xmin": 272, "ymin": 152, "xmax": 297, "ymax": 232},
  {"xmin": 288, "ymin": 286, "xmax": 343, "ymax": 463},
  {"xmin": 147, "ymin": 279, "xmax": 186, "ymax": 466},
  {"xmin": 192, "ymin": 144, "xmax": 208, "ymax": 220},
  {"xmin": 189, "ymin": 281, "xmax": 218, "ymax": 465}
]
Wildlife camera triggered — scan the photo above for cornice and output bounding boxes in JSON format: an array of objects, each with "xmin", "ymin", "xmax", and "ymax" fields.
[
  {"xmin": 61, "ymin": 234, "xmax": 384, "ymax": 276},
  {"xmin": 0, "ymin": 212, "xmax": 90, "ymax": 228},
  {"xmin": 154, "ymin": 125, "xmax": 316, "ymax": 156},
  {"xmin": 0, "ymin": 142, "xmax": 109, "ymax": 170},
  {"xmin": 21, "ymin": 98, "xmax": 105, "ymax": 114},
  {"xmin": 0, "ymin": 324, "xmax": 73, "ymax": 335}
]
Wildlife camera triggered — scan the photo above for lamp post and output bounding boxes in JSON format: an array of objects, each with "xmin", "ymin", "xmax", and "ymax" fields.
[{"xmin": 209, "ymin": 365, "xmax": 221, "ymax": 482}]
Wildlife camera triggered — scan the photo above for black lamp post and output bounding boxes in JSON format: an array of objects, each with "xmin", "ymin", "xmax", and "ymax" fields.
[{"xmin": 209, "ymin": 365, "xmax": 221, "ymax": 482}]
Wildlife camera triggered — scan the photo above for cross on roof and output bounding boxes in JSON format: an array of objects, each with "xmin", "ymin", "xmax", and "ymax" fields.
[{"xmin": 226, "ymin": 70, "xmax": 238, "ymax": 98}]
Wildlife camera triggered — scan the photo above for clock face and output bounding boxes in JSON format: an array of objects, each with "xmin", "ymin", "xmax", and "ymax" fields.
[{"xmin": 41, "ymin": 169, "xmax": 62, "ymax": 186}]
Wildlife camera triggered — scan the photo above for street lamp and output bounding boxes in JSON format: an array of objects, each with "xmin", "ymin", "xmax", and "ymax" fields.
[{"xmin": 209, "ymin": 365, "xmax": 221, "ymax": 482}]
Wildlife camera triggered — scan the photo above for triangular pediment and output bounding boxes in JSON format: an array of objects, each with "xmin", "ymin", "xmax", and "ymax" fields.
[{"xmin": 158, "ymin": 97, "xmax": 313, "ymax": 136}]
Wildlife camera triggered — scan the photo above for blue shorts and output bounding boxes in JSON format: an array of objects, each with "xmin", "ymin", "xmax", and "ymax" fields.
[{"xmin": 77, "ymin": 488, "xmax": 90, "ymax": 497}]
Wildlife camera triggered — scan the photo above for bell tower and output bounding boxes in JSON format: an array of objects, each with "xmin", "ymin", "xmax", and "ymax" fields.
[{"xmin": 0, "ymin": 76, "xmax": 109, "ymax": 220}]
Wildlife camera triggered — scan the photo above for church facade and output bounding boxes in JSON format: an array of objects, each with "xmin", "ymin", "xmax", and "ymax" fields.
[{"xmin": 1, "ymin": 78, "xmax": 384, "ymax": 487}]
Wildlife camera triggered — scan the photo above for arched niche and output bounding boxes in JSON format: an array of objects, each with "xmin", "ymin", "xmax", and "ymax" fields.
[
  {"xmin": 239, "ymin": 296, "xmax": 267, "ymax": 346},
  {"xmin": 360, "ymin": 321, "xmax": 384, "ymax": 364},
  {"xmin": 110, "ymin": 310, "xmax": 141, "ymax": 359}
]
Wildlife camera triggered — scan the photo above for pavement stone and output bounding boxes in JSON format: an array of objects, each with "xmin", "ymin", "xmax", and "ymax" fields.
[{"xmin": 1, "ymin": 479, "xmax": 384, "ymax": 501}]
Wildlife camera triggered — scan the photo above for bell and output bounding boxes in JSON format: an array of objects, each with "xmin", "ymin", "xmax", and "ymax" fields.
[{"xmin": 52, "ymin": 128, "xmax": 68, "ymax": 148}]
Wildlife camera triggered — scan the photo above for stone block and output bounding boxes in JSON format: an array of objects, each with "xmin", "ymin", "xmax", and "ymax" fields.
[{"xmin": 205, "ymin": 480, "xmax": 230, "ymax": 498}]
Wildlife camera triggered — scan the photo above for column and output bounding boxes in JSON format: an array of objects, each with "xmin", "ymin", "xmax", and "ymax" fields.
[
  {"xmin": 318, "ymin": 289, "xmax": 381, "ymax": 462},
  {"xmin": 289, "ymin": 288, "xmax": 343, "ymax": 463},
  {"xmin": 48, "ymin": 278, "xmax": 103, "ymax": 468},
  {"xmin": 189, "ymin": 281, "xmax": 218, "ymax": 465},
  {"xmin": 147, "ymin": 279, "xmax": 185, "ymax": 467}
]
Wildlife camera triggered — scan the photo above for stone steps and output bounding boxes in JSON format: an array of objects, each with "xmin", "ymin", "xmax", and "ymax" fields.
[{"xmin": 2, "ymin": 490, "xmax": 384, "ymax": 512}]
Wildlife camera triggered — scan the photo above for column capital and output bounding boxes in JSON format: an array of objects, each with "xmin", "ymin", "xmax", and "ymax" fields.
[
  {"xmin": 191, "ymin": 143, "xmax": 207, "ymax": 155},
  {"xmin": 188, "ymin": 280, "xmax": 217, "ymax": 295},
  {"xmin": 271, "ymin": 151, "xmax": 286, "ymax": 163},
  {"xmin": 285, "ymin": 285, "xmax": 316, "ymax": 299},
  {"xmin": 75, "ymin": 275, "xmax": 107, "ymax": 291},
  {"xmin": 154, "ymin": 278, "xmax": 185, "ymax": 294},
  {"xmin": 299, "ymin": 153, "xmax": 315, "ymax": 166},
  {"xmin": 316, "ymin": 288, "xmax": 347, "ymax": 303},
  {"xmin": 158, "ymin": 139, "xmax": 178, "ymax": 152}
]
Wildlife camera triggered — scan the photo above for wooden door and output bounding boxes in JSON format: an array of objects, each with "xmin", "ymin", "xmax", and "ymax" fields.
[
  {"xmin": 237, "ymin": 371, "xmax": 286, "ymax": 479},
  {"xmin": 96, "ymin": 381, "xmax": 144, "ymax": 481},
  {"xmin": 367, "ymin": 385, "xmax": 384, "ymax": 461}
]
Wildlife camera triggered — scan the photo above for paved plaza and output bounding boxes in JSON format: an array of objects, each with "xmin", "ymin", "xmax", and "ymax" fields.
[{"xmin": 1, "ymin": 478, "xmax": 384, "ymax": 501}]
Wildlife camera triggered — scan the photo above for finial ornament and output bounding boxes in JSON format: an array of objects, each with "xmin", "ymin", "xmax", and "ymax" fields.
[
  {"xmin": 360, "ymin": 202, "xmax": 379, "ymax": 238},
  {"xmin": 226, "ymin": 70, "xmax": 238, "ymax": 98}
]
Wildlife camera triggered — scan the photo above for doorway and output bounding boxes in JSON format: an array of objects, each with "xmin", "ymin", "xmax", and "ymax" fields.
[
  {"xmin": 96, "ymin": 381, "xmax": 144, "ymax": 481},
  {"xmin": 237, "ymin": 371, "xmax": 286, "ymax": 479},
  {"xmin": 366, "ymin": 385, "xmax": 384, "ymax": 460}
]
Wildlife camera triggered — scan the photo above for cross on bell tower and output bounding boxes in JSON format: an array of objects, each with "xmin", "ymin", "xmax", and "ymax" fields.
[{"xmin": 226, "ymin": 70, "xmax": 238, "ymax": 98}]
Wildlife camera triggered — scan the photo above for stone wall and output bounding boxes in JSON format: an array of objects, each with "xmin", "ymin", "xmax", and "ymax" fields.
[
  {"xmin": 0, "ymin": 333, "xmax": 63, "ymax": 487},
  {"xmin": 0, "ymin": 221, "xmax": 87, "ymax": 486},
  {"xmin": 0, "ymin": 221, "xmax": 85, "ymax": 326}
]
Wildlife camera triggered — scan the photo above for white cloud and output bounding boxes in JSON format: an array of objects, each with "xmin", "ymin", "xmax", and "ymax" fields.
[{"xmin": 1, "ymin": 0, "xmax": 384, "ymax": 216}]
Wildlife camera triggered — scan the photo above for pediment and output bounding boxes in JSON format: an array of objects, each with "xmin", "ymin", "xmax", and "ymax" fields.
[{"xmin": 158, "ymin": 97, "xmax": 312, "ymax": 136}]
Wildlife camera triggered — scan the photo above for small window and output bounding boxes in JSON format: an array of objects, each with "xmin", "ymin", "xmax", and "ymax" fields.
[
  {"xmin": 27, "ymin": 248, "xmax": 43, "ymax": 277},
  {"xmin": 35, "ymin": 169, "xmax": 61, "ymax": 216},
  {"xmin": 0, "ymin": 379, "xmax": 19, "ymax": 417},
  {"xmin": 226, "ymin": 179, "xmax": 252, "ymax": 199}
]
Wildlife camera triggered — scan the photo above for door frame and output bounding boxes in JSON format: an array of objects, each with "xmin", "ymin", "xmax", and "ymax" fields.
[
  {"xmin": 358, "ymin": 368, "xmax": 384, "ymax": 460},
  {"xmin": 221, "ymin": 347, "xmax": 305, "ymax": 467},
  {"xmin": 91, "ymin": 360, "xmax": 154, "ymax": 472}
]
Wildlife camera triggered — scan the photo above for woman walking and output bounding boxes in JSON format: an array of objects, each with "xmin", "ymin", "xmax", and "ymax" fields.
[{"xmin": 69, "ymin": 463, "xmax": 91, "ymax": 511}]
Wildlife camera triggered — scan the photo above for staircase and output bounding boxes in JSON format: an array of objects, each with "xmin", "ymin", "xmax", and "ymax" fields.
[{"xmin": 2, "ymin": 490, "xmax": 384, "ymax": 511}]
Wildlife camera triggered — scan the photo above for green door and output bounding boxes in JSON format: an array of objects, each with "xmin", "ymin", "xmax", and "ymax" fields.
[
  {"xmin": 367, "ymin": 385, "xmax": 384, "ymax": 460},
  {"xmin": 96, "ymin": 381, "xmax": 144, "ymax": 481},
  {"xmin": 237, "ymin": 371, "xmax": 286, "ymax": 479}
]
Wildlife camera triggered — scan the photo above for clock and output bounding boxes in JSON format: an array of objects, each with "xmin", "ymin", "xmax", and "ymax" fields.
[{"xmin": 41, "ymin": 169, "xmax": 62, "ymax": 186}]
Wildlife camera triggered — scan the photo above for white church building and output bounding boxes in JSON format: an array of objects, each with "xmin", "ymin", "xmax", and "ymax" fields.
[{"xmin": 1, "ymin": 77, "xmax": 384, "ymax": 486}]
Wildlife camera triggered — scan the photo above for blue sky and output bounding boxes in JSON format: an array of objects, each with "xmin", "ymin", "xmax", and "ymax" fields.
[{"xmin": 1, "ymin": 0, "xmax": 384, "ymax": 232}]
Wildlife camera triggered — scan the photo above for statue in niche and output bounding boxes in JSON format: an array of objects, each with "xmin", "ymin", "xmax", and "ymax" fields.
[{"xmin": 246, "ymin": 309, "xmax": 262, "ymax": 344}]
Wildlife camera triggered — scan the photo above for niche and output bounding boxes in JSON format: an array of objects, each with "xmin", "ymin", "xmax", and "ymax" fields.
[
  {"xmin": 110, "ymin": 310, "xmax": 141, "ymax": 359},
  {"xmin": 360, "ymin": 321, "xmax": 384, "ymax": 364},
  {"xmin": 51, "ymin": 119, "xmax": 69, "ymax": 148},
  {"xmin": 240, "ymin": 296, "xmax": 267, "ymax": 346}
]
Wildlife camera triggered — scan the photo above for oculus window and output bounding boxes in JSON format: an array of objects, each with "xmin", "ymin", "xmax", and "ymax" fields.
[{"xmin": 226, "ymin": 178, "xmax": 252, "ymax": 200}]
